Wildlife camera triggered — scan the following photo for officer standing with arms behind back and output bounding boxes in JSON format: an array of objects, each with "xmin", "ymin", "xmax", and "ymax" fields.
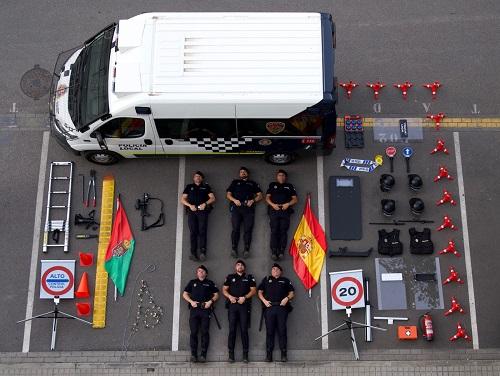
[
  {"xmin": 182, "ymin": 265, "xmax": 219, "ymax": 363},
  {"xmin": 266, "ymin": 169, "xmax": 298, "ymax": 260},
  {"xmin": 180, "ymin": 171, "xmax": 216, "ymax": 261},
  {"xmin": 258, "ymin": 263, "xmax": 294, "ymax": 362},
  {"xmin": 226, "ymin": 167, "xmax": 263, "ymax": 259},
  {"xmin": 222, "ymin": 259, "xmax": 256, "ymax": 363}
]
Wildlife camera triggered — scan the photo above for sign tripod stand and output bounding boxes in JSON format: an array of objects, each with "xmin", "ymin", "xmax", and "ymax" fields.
[
  {"xmin": 314, "ymin": 306, "xmax": 386, "ymax": 360},
  {"xmin": 17, "ymin": 296, "xmax": 92, "ymax": 350}
]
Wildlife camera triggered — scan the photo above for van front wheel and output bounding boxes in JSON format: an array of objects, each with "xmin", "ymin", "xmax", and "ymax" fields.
[
  {"xmin": 84, "ymin": 150, "xmax": 122, "ymax": 165},
  {"xmin": 264, "ymin": 151, "xmax": 295, "ymax": 165}
]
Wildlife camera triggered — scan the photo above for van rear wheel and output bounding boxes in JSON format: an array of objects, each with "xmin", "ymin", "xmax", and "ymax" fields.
[
  {"xmin": 84, "ymin": 150, "xmax": 122, "ymax": 165},
  {"xmin": 264, "ymin": 151, "xmax": 295, "ymax": 165}
]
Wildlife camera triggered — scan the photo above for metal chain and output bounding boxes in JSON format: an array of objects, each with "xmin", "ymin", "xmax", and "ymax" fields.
[{"xmin": 131, "ymin": 280, "xmax": 164, "ymax": 332}]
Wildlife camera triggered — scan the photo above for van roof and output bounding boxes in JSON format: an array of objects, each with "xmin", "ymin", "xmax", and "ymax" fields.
[{"xmin": 111, "ymin": 12, "xmax": 325, "ymax": 110}]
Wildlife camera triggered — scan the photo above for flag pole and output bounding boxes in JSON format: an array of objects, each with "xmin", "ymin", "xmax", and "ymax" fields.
[
  {"xmin": 114, "ymin": 286, "xmax": 117, "ymax": 301},
  {"xmin": 308, "ymin": 288, "xmax": 311, "ymax": 298}
]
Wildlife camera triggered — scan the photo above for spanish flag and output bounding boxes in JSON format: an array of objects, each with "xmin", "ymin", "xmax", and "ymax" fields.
[{"xmin": 289, "ymin": 195, "xmax": 327, "ymax": 289}]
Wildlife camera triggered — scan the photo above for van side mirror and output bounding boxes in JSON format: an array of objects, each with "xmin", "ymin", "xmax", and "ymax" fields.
[{"xmin": 95, "ymin": 131, "xmax": 108, "ymax": 150}]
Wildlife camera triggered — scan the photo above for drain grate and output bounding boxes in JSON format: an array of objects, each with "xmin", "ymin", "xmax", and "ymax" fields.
[{"xmin": 20, "ymin": 64, "xmax": 52, "ymax": 100}]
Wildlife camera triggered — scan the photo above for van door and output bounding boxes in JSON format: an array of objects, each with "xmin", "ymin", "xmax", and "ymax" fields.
[
  {"xmin": 154, "ymin": 118, "xmax": 241, "ymax": 155},
  {"xmin": 94, "ymin": 116, "xmax": 159, "ymax": 157}
]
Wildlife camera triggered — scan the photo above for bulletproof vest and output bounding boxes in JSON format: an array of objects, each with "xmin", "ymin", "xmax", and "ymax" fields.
[
  {"xmin": 378, "ymin": 229, "xmax": 403, "ymax": 256},
  {"xmin": 409, "ymin": 227, "xmax": 434, "ymax": 254}
]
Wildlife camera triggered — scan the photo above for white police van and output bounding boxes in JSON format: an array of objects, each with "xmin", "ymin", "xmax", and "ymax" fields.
[{"xmin": 50, "ymin": 12, "xmax": 337, "ymax": 165}]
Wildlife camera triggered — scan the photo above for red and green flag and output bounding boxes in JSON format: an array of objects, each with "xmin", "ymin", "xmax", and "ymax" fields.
[{"xmin": 105, "ymin": 197, "xmax": 135, "ymax": 296}]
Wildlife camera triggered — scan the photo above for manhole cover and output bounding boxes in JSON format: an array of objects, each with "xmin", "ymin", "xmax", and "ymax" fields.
[{"xmin": 20, "ymin": 64, "xmax": 52, "ymax": 100}]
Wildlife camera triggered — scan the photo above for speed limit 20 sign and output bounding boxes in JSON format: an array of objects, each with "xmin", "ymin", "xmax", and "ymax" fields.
[{"xmin": 329, "ymin": 269, "xmax": 365, "ymax": 310}]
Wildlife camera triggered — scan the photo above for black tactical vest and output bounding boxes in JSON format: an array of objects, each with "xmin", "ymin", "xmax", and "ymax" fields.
[
  {"xmin": 409, "ymin": 227, "xmax": 434, "ymax": 254},
  {"xmin": 378, "ymin": 229, "xmax": 403, "ymax": 256}
]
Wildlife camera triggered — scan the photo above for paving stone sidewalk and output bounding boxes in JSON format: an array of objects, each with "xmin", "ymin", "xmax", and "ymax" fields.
[{"xmin": 2, "ymin": 350, "xmax": 500, "ymax": 375}]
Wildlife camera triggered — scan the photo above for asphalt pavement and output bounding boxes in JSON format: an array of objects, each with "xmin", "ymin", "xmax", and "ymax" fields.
[{"xmin": 1, "ymin": 0, "xmax": 500, "ymax": 360}]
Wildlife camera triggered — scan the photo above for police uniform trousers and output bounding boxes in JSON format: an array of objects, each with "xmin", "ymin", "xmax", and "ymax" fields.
[
  {"xmin": 269, "ymin": 210, "xmax": 291, "ymax": 252},
  {"xmin": 231, "ymin": 206, "xmax": 255, "ymax": 250},
  {"xmin": 187, "ymin": 210, "xmax": 209, "ymax": 253},
  {"xmin": 227, "ymin": 303, "xmax": 250, "ymax": 352},
  {"xmin": 264, "ymin": 305, "xmax": 289, "ymax": 352},
  {"xmin": 189, "ymin": 307, "xmax": 211, "ymax": 356}
]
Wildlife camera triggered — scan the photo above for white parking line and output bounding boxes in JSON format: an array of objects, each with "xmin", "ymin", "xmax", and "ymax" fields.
[
  {"xmin": 171, "ymin": 157, "xmax": 186, "ymax": 351},
  {"xmin": 316, "ymin": 155, "xmax": 329, "ymax": 350},
  {"xmin": 22, "ymin": 131, "xmax": 49, "ymax": 353},
  {"xmin": 453, "ymin": 132, "xmax": 479, "ymax": 349}
]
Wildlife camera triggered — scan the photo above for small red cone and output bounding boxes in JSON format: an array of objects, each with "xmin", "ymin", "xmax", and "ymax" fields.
[
  {"xmin": 437, "ymin": 215, "xmax": 458, "ymax": 231},
  {"xmin": 443, "ymin": 266, "xmax": 464, "ymax": 285},
  {"xmin": 430, "ymin": 139, "xmax": 449, "ymax": 154},
  {"xmin": 76, "ymin": 302, "xmax": 91, "ymax": 316},
  {"xmin": 427, "ymin": 112, "xmax": 445, "ymax": 130},
  {"xmin": 434, "ymin": 166, "xmax": 454, "ymax": 182},
  {"xmin": 450, "ymin": 322, "xmax": 471, "ymax": 341},
  {"xmin": 439, "ymin": 239, "xmax": 461, "ymax": 257},
  {"xmin": 436, "ymin": 189, "xmax": 457, "ymax": 206},
  {"xmin": 445, "ymin": 297, "xmax": 465, "ymax": 316},
  {"xmin": 79, "ymin": 252, "xmax": 94, "ymax": 267},
  {"xmin": 75, "ymin": 272, "xmax": 90, "ymax": 298}
]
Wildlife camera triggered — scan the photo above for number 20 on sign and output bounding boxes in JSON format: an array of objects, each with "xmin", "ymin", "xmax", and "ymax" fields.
[{"xmin": 329, "ymin": 269, "xmax": 365, "ymax": 310}]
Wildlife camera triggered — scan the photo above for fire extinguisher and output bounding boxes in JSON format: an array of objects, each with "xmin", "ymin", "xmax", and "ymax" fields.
[{"xmin": 420, "ymin": 313, "xmax": 434, "ymax": 341}]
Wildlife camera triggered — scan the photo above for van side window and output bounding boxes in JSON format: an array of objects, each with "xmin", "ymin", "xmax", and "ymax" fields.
[
  {"xmin": 98, "ymin": 118, "xmax": 145, "ymax": 138},
  {"xmin": 154, "ymin": 119, "xmax": 237, "ymax": 139}
]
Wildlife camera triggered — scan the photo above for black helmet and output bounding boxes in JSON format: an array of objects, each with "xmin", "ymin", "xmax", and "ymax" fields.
[
  {"xmin": 408, "ymin": 174, "xmax": 423, "ymax": 191},
  {"xmin": 409, "ymin": 198, "xmax": 425, "ymax": 215},
  {"xmin": 380, "ymin": 174, "xmax": 395, "ymax": 192},
  {"xmin": 381, "ymin": 199, "xmax": 396, "ymax": 216}
]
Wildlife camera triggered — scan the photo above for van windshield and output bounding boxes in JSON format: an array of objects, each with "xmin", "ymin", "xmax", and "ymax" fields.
[{"xmin": 69, "ymin": 25, "xmax": 115, "ymax": 130}]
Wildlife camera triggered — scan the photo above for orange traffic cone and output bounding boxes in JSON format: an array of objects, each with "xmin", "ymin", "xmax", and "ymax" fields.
[
  {"xmin": 75, "ymin": 272, "xmax": 90, "ymax": 298},
  {"xmin": 79, "ymin": 252, "xmax": 94, "ymax": 267},
  {"xmin": 76, "ymin": 302, "xmax": 91, "ymax": 316}
]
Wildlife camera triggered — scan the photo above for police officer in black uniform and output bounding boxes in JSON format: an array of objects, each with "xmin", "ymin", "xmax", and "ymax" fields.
[
  {"xmin": 226, "ymin": 167, "xmax": 263, "ymax": 259},
  {"xmin": 182, "ymin": 265, "xmax": 219, "ymax": 363},
  {"xmin": 222, "ymin": 259, "xmax": 256, "ymax": 363},
  {"xmin": 258, "ymin": 263, "xmax": 294, "ymax": 362},
  {"xmin": 181, "ymin": 171, "xmax": 216, "ymax": 261},
  {"xmin": 266, "ymin": 170, "xmax": 298, "ymax": 260}
]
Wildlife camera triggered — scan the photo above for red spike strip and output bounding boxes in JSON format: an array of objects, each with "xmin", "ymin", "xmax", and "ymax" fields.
[
  {"xmin": 430, "ymin": 139, "xmax": 449, "ymax": 154},
  {"xmin": 450, "ymin": 322, "xmax": 472, "ymax": 341},
  {"xmin": 439, "ymin": 239, "xmax": 461, "ymax": 257},
  {"xmin": 339, "ymin": 81, "xmax": 359, "ymax": 99},
  {"xmin": 366, "ymin": 81, "xmax": 386, "ymax": 100},
  {"xmin": 445, "ymin": 296, "xmax": 466, "ymax": 316},
  {"xmin": 427, "ymin": 112, "xmax": 446, "ymax": 130},
  {"xmin": 437, "ymin": 189, "xmax": 457, "ymax": 206},
  {"xmin": 434, "ymin": 166, "xmax": 454, "ymax": 182},
  {"xmin": 443, "ymin": 266, "xmax": 464, "ymax": 285},
  {"xmin": 393, "ymin": 81, "xmax": 413, "ymax": 100},
  {"xmin": 422, "ymin": 81, "xmax": 442, "ymax": 100}
]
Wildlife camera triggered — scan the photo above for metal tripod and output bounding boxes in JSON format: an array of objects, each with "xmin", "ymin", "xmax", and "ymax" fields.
[
  {"xmin": 314, "ymin": 306, "xmax": 386, "ymax": 360},
  {"xmin": 17, "ymin": 297, "xmax": 92, "ymax": 350}
]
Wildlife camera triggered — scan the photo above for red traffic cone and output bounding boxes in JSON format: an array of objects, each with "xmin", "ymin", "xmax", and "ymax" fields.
[
  {"xmin": 437, "ymin": 215, "xmax": 458, "ymax": 231},
  {"xmin": 393, "ymin": 81, "xmax": 413, "ymax": 100},
  {"xmin": 339, "ymin": 81, "xmax": 359, "ymax": 99},
  {"xmin": 434, "ymin": 166, "xmax": 454, "ymax": 182},
  {"xmin": 450, "ymin": 322, "xmax": 471, "ymax": 341},
  {"xmin": 437, "ymin": 189, "xmax": 457, "ymax": 206},
  {"xmin": 439, "ymin": 240, "xmax": 461, "ymax": 257},
  {"xmin": 427, "ymin": 113, "xmax": 445, "ymax": 130},
  {"xmin": 79, "ymin": 252, "xmax": 94, "ymax": 267},
  {"xmin": 422, "ymin": 81, "xmax": 442, "ymax": 100},
  {"xmin": 430, "ymin": 139, "xmax": 449, "ymax": 154},
  {"xmin": 76, "ymin": 302, "xmax": 91, "ymax": 316},
  {"xmin": 443, "ymin": 266, "xmax": 464, "ymax": 285},
  {"xmin": 366, "ymin": 81, "xmax": 386, "ymax": 100},
  {"xmin": 445, "ymin": 297, "xmax": 465, "ymax": 316},
  {"xmin": 75, "ymin": 272, "xmax": 90, "ymax": 298}
]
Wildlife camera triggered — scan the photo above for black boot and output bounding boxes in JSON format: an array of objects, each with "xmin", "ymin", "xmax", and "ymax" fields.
[
  {"xmin": 189, "ymin": 250, "xmax": 198, "ymax": 261},
  {"xmin": 271, "ymin": 249, "xmax": 278, "ymax": 261},
  {"xmin": 265, "ymin": 351, "xmax": 273, "ymax": 362},
  {"xmin": 199, "ymin": 249, "xmax": 206, "ymax": 261},
  {"xmin": 242, "ymin": 351, "xmax": 249, "ymax": 363},
  {"xmin": 190, "ymin": 353, "xmax": 198, "ymax": 362},
  {"xmin": 199, "ymin": 352, "xmax": 206, "ymax": 363},
  {"xmin": 281, "ymin": 350, "xmax": 287, "ymax": 362},
  {"xmin": 243, "ymin": 245, "xmax": 250, "ymax": 259},
  {"xmin": 230, "ymin": 248, "xmax": 238, "ymax": 258},
  {"xmin": 228, "ymin": 351, "xmax": 235, "ymax": 363},
  {"xmin": 278, "ymin": 249, "xmax": 285, "ymax": 260}
]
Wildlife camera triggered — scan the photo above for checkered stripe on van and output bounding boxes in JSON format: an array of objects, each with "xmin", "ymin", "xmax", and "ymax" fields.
[{"xmin": 188, "ymin": 138, "xmax": 252, "ymax": 152}]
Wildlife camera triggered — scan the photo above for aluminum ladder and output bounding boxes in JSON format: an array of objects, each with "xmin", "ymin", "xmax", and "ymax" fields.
[{"xmin": 42, "ymin": 161, "xmax": 73, "ymax": 253}]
